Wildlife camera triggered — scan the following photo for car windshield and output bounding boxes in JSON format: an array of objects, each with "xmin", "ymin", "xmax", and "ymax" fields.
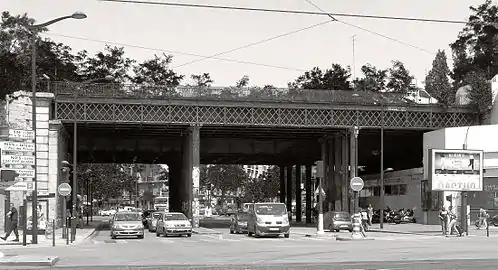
[
  {"xmin": 152, "ymin": 213, "xmax": 161, "ymax": 219},
  {"xmin": 164, "ymin": 213, "xmax": 187, "ymax": 220},
  {"xmin": 155, "ymin": 198, "xmax": 168, "ymax": 204},
  {"xmin": 334, "ymin": 212, "xmax": 350, "ymax": 219},
  {"xmin": 255, "ymin": 204, "xmax": 286, "ymax": 215},
  {"xmin": 114, "ymin": 213, "xmax": 141, "ymax": 221},
  {"xmin": 237, "ymin": 213, "xmax": 249, "ymax": 221}
]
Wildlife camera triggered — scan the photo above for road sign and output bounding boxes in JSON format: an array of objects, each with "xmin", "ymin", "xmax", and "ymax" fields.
[
  {"xmin": 350, "ymin": 177, "xmax": 364, "ymax": 192},
  {"xmin": 9, "ymin": 129, "xmax": 34, "ymax": 140},
  {"xmin": 1, "ymin": 155, "xmax": 35, "ymax": 165},
  {"xmin": 6, "ymin": 181, "xmax": 33, "ymax": 191},
  {"xmin": 58, "ymin": 183, "xmax": 71, "ymax": 196},
  {"xmin": 0, "ymin": 141, "xmax": 35, "ymax": 152},
  {"xmin": 11, "ymin": 168, "xmax": 35, "ymax": 178}
]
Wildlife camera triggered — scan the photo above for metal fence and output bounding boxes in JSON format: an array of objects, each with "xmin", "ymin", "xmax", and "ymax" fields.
[{"xmin": 51, "ymin": 81, "xmax": 451, "ymax": 107}]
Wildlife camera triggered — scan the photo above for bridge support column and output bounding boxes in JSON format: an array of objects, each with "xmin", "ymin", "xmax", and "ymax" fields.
[
  {"xmin": 333, "ymin": 135, "xmax": 343, "ymax": 211},
  {"xmin": 279, "ymin": 166, "xmax": 285, "ymax": 203},
  {"xmin": 190, "ymin": 125, "xmax": 201, "ymax": 229},
  {"xmin": 341, "ymin": 133, "xmax": 350, "ymax": 212},
  {"xmin": 286, "ymin": 166, "xmax": 292, "ymax": 221},
  {"xmin": 295, "ymin": 165, "xmax": 302, "ymax": 222},
  {"xmin": 180, "ymin": 131, "xmax": 192, "ymax": 218},
  {"xmin": 180, "ymin": 125, "xmax": 201, "ymax": 227},
  {"xmin": 350, "ymin": 128, "xmax": 359, "ymax": 213},
  {"xmin": 326, "ymin": 138, "xmax": 335, "ymax": 212},
  {"xmin": 305, "ymin": 164, "xmax": 312, "ymax": 224},
  {"xmin": 168, "ymin": 160, "xmax": 181, "ymax": 212}
]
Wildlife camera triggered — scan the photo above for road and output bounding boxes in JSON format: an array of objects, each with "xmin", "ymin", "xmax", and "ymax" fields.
[{"xmin": 2, "ymin": 217, "xmax": 498, "ymax": 269}]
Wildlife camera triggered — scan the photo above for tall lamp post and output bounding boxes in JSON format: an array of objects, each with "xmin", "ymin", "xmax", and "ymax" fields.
[{"xmin": 28, "ymin": 12, "xmax": 87, "ymax": 244}]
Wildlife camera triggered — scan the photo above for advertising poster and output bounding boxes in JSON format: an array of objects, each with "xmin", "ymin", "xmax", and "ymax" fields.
[
  {"xmin": 26, "ymin": 200, "xmax": 48, "ymax": 233},
  {"xmin": 430, "ymin": 149, "xmax": 483, "ymax": 192}
]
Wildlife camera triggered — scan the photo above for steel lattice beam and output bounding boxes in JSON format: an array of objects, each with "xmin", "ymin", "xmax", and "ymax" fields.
[{"xmin": 54, "ymin": 101, "xmax": 477, "ymax": 130}]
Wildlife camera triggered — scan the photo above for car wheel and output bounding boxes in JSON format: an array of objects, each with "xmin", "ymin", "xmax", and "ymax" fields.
[
  {"xmin": 348, "ymin": 229, "xmax": 353, "ymax": 233},
  {"xmin": 248, "ymin": 230, "xmax": 253, "ymax": 236},
  {"xmin": 138, "ymin": 235, "xmax": 144, "ymax": 239},
  {"xmin": 284, "ymin": 233, "xmax": 290, "ymax": 238},
  {"xmin": 335, "ymin": 229, "xmax": 340, "ymax": 232},
  {"xmin": 229, "ymin": 228, "xmax": 234, "ymax": 234},
  {"xmin": 187, "ymin": 234, "xmax": 192, "ymax": 237},
  {"xmin": 156, "ymin": 230, "xmax": 161, "ymax": 237},
  {"xmin": 111, "ymin": 235, "xmax": 116, "ymax": 239},
  {"xmin": 328, "ymin": 224, "xmax": 333, "ymax": 232}
]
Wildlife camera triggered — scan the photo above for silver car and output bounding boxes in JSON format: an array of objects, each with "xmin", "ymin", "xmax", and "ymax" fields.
[
  {"xmin": 156, "ymin": 212, "xmax": 192, "ymax": 237},
  {"xmin": 110, "ymin": 211, "xmax": 144, "ymax": 239}
]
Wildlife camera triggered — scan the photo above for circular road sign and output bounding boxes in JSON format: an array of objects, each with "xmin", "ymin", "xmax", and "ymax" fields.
[
  {"xmin": 350, "ymin": 177, "xmax": 364, "ymax": 192},
  {"xmin": 58, "ymin": 183, "xmax": 72, "ymax": 197}
]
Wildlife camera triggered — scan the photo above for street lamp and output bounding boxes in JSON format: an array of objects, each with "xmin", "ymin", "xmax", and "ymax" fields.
[{"xmin": 28, "ymin": 12, "xmax": 87, "ymax": 245}]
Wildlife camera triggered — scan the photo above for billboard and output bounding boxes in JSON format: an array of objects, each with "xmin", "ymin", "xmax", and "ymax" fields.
[{"xmin": 429, "ymin": 149, "xmax": 483, "ymax": 191}]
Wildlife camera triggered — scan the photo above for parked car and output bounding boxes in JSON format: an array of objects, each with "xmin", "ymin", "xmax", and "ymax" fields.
[
  {"xmin": 148, "ymin": 212, "xmax": 162, "ymax": 232},
  {"xmin": 491, "ymin": 214, "xmax": 498, "ymax": 226},
  {"xmin": 110, "ymin": 211, "xmax": 144, "ymax": 239},
  {"xmin": 230, "ymin": 211, "xmax": 249, "ymax": 234},
  {"xmin": 324, "ymin": 211, "xmax": 353, "ymax": 232},
  {"xmin": 156, "ymin": 212, "xmax": 192, "ymax": 237}
]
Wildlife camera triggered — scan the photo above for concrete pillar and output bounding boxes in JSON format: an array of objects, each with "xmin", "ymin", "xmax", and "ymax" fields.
[
  {"xmin": 350, "ymin": 128, "xmax": 359, "ymax": 213},
  {"xmin": 334, "ymin": 135, "xmax": 343, "ymax": 211},
  {"xmin": 180, "ymin": 132, "xmax": 192, "ymax": 217},
  {"xmin": 279, "ymin": 166, "xmax": 285, "ymax": 203},
  {"xmin": 305, "ymin": 164, "xmax": 312, "ymax": 224},
  {"xmin": 190, "ymin": 125, "xmax": 201, "ymax": 228},
  {"xmin": 286, "ymin": 166, "xmax": 292, "ymax": 220},
  {"xmin": 168, "ymin": 160, "xmax": 181, "ymax": 212},
  {"xmin": 327, "ymin": 139, "xmax": 335, "ymax": 212},
  {"xmin": 295, "ymin": 165, "xmax": 302, "ymax": 222},
  {"xmin": 341, "ymin": 133, "xmax": 350, "ymax": 212}
]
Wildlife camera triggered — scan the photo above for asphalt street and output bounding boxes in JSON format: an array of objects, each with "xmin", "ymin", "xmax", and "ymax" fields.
[{"xmin": 2, "ymin": 218, "xmax": 498, "ymax": 269}]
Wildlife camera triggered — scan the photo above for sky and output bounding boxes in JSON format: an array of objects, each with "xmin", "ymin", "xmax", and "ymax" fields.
[{"xmin": 3, "ymin": 0, "xmax": 488, "ymax": 88}]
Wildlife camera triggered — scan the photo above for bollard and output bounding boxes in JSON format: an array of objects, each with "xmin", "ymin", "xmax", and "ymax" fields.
[
  {"xmin": 351, "ymin": 213, "xmax": 364, "ymax": 239},
  {"xmin": 487, "ymin": 218, "xmax": 490, "ymax": 237},
  {"xmin": 52, "ymin": 220, "xmax": 55, "ymax": 247},
  {"xmin": 22, "ymin": 201, "xmax": 27, "ymax": 246},
  {"xmin": 66, "ymin": 217, "xmax": 69, "ymax": 245}
]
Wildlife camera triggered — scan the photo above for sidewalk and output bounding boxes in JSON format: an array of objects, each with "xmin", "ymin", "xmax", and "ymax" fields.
[
  {"xmin": 368, "ymin": 223, "xmax": 498, "ymax": 236},
  {"xmin": 0, "ymin": 222, "xmax": 99, "ymax": 249}
]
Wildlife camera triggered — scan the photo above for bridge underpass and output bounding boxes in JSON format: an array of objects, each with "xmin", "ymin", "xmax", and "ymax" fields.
[{"xmin": 65, "ymin": 123, "xmax": 424, "ymax": 225}]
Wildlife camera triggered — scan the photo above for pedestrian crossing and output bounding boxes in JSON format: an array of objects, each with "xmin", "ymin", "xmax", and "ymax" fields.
[{"xmin": 91, "ymin": 233, "xmax": 332, "ymax": 245}]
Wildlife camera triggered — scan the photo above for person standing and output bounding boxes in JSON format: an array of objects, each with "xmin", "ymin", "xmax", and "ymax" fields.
[
  {"xmin": 367, "ymin": 204, "xmax": 374, "ymax": 226},
  {"xmin": 438, "ymin": 207, "xmax": 448, "ymax": 235},
  {"xmin": 1, "ymin": 203, "xmax": 19, "ymax": 242}
]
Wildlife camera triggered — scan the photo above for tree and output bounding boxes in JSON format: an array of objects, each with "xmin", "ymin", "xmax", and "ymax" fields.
[
  {"xmin": 464, "ymin": 70, "xmax": 492, "ymax": 114},
  {"xmin": 242, "ymin": 166, "xmax": 280, "ymax": 203},
  {"xmin": 386, "ymin": 60, "xmax": 415, "ymax": 94},
  {"xmin": 207, "ymin": 164, "xmax": 248, "ymax": 204},
  {"xmin": 191, "ymin": 73, "xmax": 213, "ymax": 87},
  {"xmin": 132, "ymin": 53, "xmax": 183, "ymax": 86},
  {"xmin": 79, "ymin": 45, "xmax": 134, "ymax": 82},
  {"xmin": 289, "ymin": 65, "xmax": 352, "ymax": 90},
  {"xmin": 450, "ymin": 0, "xmax": 498, "ymax": 86},
  {"xmin": 425, "ymin": 50, "xmax": 452, "ymax": 105},
  {"xmin": 235, "ymin": 75, "xmax": 250, "ymax": 88},
  {"xmin": 77, "ymin": 163, "xmax": 137, "ymax": 202},
  {"xmin": 353, "ymin": 64, "xmax": 388, "ymax": 92}
]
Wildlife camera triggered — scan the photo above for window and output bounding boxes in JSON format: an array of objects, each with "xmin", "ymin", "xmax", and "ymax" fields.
[
  {"xmin": 384, "ymin": 185, "xmax": 392, "ymax": 196},
  {"xmin": 398, "ymin": 184, "xmax": 407, "ymax": 195},
  {"xmin": 373, "ymin": 187, "xmax": 380, "ymax": 196},
  {"xmin": 390, "ymin": 185, "xmax": 399, "ymax": 195}
]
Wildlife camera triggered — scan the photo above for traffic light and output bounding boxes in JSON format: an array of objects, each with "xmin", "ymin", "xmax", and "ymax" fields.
[{"xmin": 1, "ymin": 170, "xmax": 19, "ymax": 182}]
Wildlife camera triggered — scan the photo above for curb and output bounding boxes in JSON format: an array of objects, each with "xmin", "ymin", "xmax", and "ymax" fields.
[
  {"xmin": 336, "ymin": 236, "xmax": 375, "ymax": 241},
  {"xmin": 0, "ymin": 256, "xmax": 59, "ymax": 267},
  {"xmin": 368, "ymin": 229, "xmax": 440, "ymax": 236}
]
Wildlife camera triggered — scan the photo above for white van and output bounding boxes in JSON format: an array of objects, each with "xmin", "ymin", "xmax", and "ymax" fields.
[{"xmin": 247, "ymin": 202, "xmax": 290, "ymax": 238}]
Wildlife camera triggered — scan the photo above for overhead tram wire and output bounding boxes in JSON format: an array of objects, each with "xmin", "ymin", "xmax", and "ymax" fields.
[
  {"xmin": 43, "ymin": 33, "xmax": 307, "ymax": 72},
  {"xmin": 173, "ymin": 19, "xmax": 335, "ymax": 69},
  {"xmin": 304, "ymin": 0, "xmax": 435, "ymax": 55},
  {"xmin": 99, "ymin": 0, "xmax": 467, "ymax": 25}
]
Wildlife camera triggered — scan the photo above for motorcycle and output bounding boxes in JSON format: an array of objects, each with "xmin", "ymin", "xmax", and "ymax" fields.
[
  {"xmin": 386, "ymin": 210, "xmax": 401, "ymax": 224},
  {"xmin": 399, "ymin": 209, "xmax": 416, "ymax": 223}
]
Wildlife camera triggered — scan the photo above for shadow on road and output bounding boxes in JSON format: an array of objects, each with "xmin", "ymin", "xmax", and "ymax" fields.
[{"xmin": 199, "ymin": 218, "xmax": 230, "ymax": 229}]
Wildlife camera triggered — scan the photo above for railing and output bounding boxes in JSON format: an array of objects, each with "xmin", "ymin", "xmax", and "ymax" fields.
[{"xmin": 51, "ymin": 81, "xmax": 471, "ymax": 108}]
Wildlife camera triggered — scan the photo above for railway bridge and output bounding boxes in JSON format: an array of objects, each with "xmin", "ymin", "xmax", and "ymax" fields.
[{"xmin": 47, "ymin": 82, "xmax": 477, "ymax": 226}]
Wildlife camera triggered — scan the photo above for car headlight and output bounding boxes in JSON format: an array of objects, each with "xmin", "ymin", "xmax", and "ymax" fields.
[
  {"xmin": 112, "ymin": 225, "xmax": 120, "ymax": 229},
  {"xmin": 283, "ymin": 216, "xmax": 289, "ymax": 224},
  {"xmin": 138, "ymin": 224, "xmax": 144, "ymax": 229},
  {"xmin": 257, "ymin": 217, "xmax": 264, "ymax": 224}
]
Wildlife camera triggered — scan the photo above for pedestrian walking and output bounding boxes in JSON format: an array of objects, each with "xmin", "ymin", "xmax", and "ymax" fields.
[
  {"xmin": 477, "ymin": 208, "xmax": 489, "ymax": 229},
  {"xmin": 1, "ymin": 203, "xmax": 19, "ymax": 242},
  {"xmin": 438, "ymin": 207, "xmax": 448, "ymax": 235},
  {"xmin": 367, "ymin": 204, "xmax": 373, "ymax": 226},
  {"xmin": 447, "ymin": 206, "xmax": 463, "ymax": 237}
]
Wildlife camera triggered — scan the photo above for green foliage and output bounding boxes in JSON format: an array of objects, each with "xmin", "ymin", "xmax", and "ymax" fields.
[
  {"xmin": 353, "ymin": 64, "xmax": 388, "ymax": 92},
  {"xmin": 79, "ymin": 45, "xmax": 135, "ymax": 82},
  {"xmin": 386, "ymin": 60, "xmax": 416, "ymax": 94},
  {"xmin": 289, "ymin": 65, "xmax": 352, "ymax": 90},
  {"xmin": 191, "ymin": 73, "xmax": 213, "ymax": 87},
  {"xmin": 207, "ymin": 165, "xmax": 248, "ymax": 202},
  {"xmin": 464, "ymin": 70, "xmax": 492, "ymax": 113},
  {"xmin": 235, "ymin": 75, "xmax": 250, "ymax": 88},
  {"xmin": 77, "ymin": 163, "xmax": 137, "ymax": 202},
  {"xmin": 451, "ymin": 0, "xmax": 498, "ymax": 86},
  {"xmin": 242, "ymin": 166, "xmax": 280, "ymax": 203},
  {"xmin": 132, "ymin": 53, "xmax": 183, "ymax": 86},
  {"xmin": 425, "ymin": 50, "xmax": 452, "ymax": 105}
]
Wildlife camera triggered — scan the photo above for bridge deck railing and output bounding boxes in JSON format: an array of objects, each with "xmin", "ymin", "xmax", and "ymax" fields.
[{"xmin": 52, "ymin": 81, "xmax": 472, "ymax": 109}]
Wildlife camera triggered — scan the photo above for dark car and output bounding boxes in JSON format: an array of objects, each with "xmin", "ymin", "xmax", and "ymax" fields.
[
  {"xmin": 230, "ymin": 212, "xmax": 249, "ymax": 234},
  {"xmin": 491, "ymin": 214, "xmax": 498, "ymax": 226},
  {"xmin": 324, "ymin": 211, "xmax": 353, "ymax": 232},
  {"xmin": 142, "ymin": 210, "xmax": 155, "ymax": 229}
]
